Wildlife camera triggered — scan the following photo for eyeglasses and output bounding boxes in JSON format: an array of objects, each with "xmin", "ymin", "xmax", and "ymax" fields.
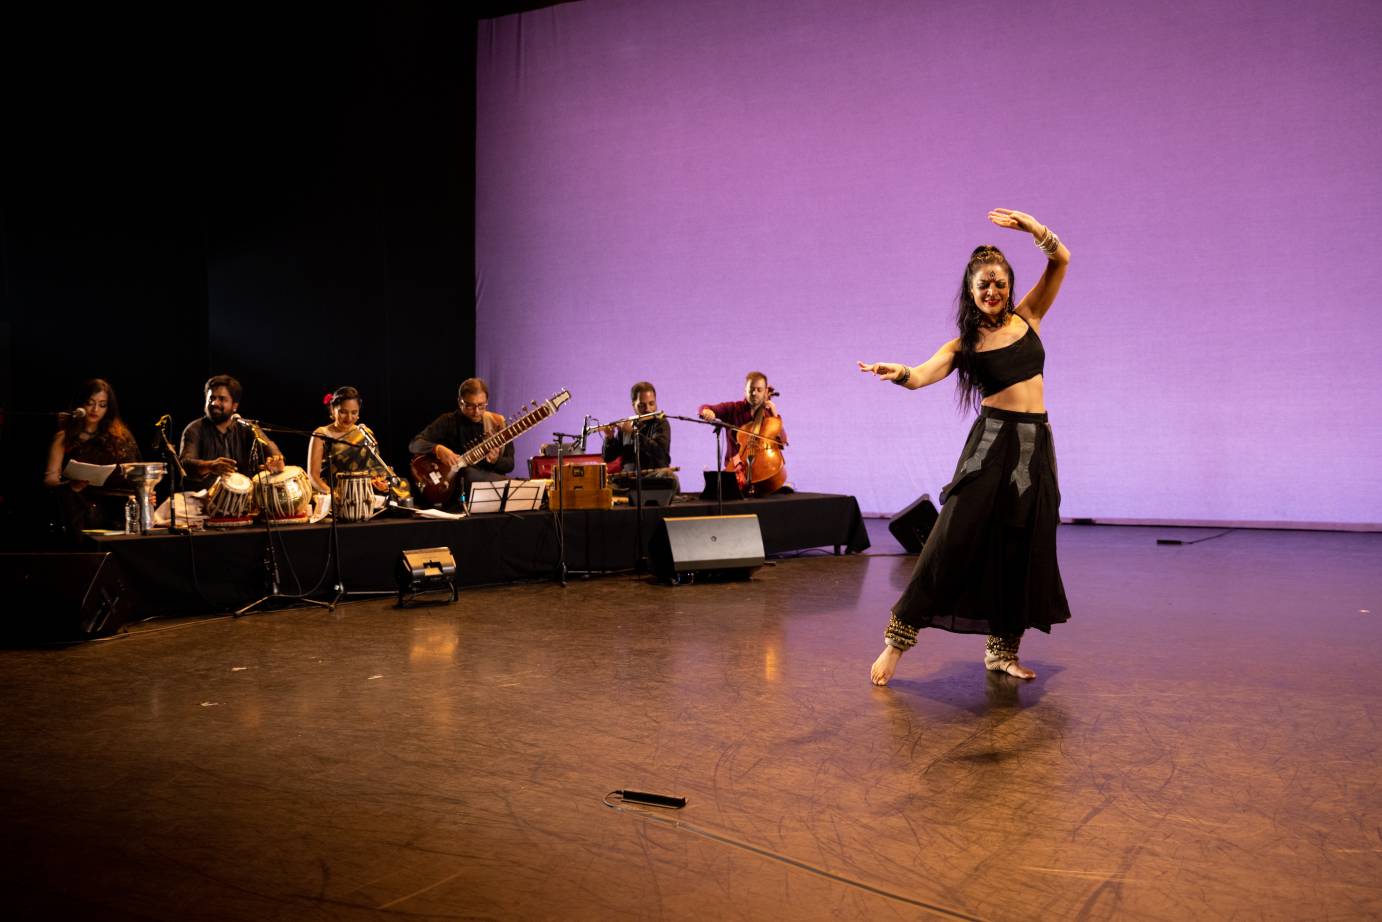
[{"xmin": 460, "ymin": 401, "xmax": 488, "ymax": 412}]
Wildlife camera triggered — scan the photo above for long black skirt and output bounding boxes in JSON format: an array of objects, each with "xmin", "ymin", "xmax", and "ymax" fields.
[{"xmin": 891, "ymin": 406, "xmax": 1070, "ymax": 636}]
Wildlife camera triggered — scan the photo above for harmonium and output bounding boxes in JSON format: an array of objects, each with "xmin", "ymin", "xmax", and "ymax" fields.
[
  {"xmin": 528, "ymin": 454, "xmax": 618, "ymax": 510},
  {"xmin": 527, "ymin": 453, "xmax": 622, "ymax": 479}
]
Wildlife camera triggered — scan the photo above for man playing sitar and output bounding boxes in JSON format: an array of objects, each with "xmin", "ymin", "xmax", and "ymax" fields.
[{"xmin": 409, "ymin": 378, "xmax": 514, "ymax": 508}]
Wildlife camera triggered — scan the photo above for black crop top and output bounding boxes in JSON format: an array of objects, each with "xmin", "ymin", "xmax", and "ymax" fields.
[{"xmin": 967, "ymin": 318, "xmax": 1045, "ymax": 397}]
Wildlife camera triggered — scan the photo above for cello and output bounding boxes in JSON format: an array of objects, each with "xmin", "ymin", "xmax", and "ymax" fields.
[{"xmin": 727, "ymin": 391, "xmax": 787, "ymax": 496}]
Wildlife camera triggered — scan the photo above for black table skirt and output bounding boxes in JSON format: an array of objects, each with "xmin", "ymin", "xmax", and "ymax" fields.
[{"xmin": 88, "ymin": 492, "xmax": 870, "ymax": 616}]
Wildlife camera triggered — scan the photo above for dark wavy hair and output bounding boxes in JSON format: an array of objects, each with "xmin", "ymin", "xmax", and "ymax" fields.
[
  {"xmin": 62, "ymin": 378, "xmax": 132, "ymax": 450},
  {"xmin": 952, "ymin": 245, "xmax": 1016, "ymax": 412},
  {"xmin": 329, "ymin": 385, "xmax": 362, "ymax": 409}
]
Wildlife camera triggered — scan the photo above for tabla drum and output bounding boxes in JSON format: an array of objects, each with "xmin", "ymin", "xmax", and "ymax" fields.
[
  {"xmin": 333, "ymin": 471, "xmax": 375, "ymax": 522},
  {"xmin": 253, "ymin": 465, "xmax": 312, "ymax": 524},
  {"xmin": 204, "ymin": 471, "xmax": 256, "ymax": 526}
]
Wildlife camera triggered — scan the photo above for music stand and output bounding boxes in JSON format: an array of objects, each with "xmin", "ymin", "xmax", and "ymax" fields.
[
  {"xmin": 465, "ymin": 478, "xmax": 549, "ymax": 514},
  {"xmin": 699, "ymin": 471, "xmax": 743, "ymax": 502}
]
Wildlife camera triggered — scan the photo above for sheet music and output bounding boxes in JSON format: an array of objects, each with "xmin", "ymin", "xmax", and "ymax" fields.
[{"xmin": 63, "ymin": 460, "xmax": 117, "ymax": 486}]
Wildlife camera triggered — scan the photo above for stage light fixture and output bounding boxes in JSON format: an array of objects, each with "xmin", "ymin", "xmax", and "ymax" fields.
[{"xmin": 396, "ymin": 547, "xmax": 458, "ymax": 607}]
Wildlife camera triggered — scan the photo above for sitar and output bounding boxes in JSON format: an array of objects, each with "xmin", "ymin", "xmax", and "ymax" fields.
[{"xmin": 410, "ymin": 390, "xmax": 570, "ymax": 507}]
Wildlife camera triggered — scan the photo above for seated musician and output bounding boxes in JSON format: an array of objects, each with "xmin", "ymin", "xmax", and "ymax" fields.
[
  {"xmin": 408, "ymin": 377, "xmax": 514, "ymax": 508},
  {"xmin": 601, "ymin": 381, "xmax": 671, "ymax": 471},
  {"xmin": 697, "ymin": 370, "xmax": 788, "ymax": 468},
  {"xmin": 43, "ymin": 377, "xmax": 141, "ymax": 536},
  {"xmin": 178, "ymin": 374, "xmax": 285, "ymax": 492},
  {"xmin": 306, "ymin": 386, "xmax": 410, "ymax": 502}
]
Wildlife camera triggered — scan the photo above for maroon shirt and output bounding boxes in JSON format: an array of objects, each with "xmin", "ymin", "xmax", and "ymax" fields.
[{"xmin": 697, "ymin": 400, "xmax": 788, "ymax": 468}]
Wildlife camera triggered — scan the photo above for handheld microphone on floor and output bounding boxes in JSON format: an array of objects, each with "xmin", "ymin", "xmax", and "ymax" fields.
[{"xmin": 609, "ymin": 790, "xmax": 687, "ymax": 809}]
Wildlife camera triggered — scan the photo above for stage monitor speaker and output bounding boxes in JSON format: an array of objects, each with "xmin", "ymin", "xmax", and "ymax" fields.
[
  {"xmin": 0, "ymin": 552, "xmax": 134, "ymax": 642},
  {"xmin": 649, "ymin": 514, "xmax": 764, "ymax": 583},
  {"xmin": 396, "ymin": 546, "xmax": 458, "ymax": 606},
  {"xmin": 888, "ymin": 493, "xmax": 938, "ymax": 554},
  {"xmin": 628, "ymin": 486, "xmax": 676, "ymax": 507}
]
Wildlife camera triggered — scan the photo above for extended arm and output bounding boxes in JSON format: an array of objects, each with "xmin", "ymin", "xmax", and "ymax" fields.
[
  {"xmin": 988, "ymin": 208, "xmax": 1070, "ymax": 328},
  {"xmin": 698, "ymin": 400, "xmax": 745, "ymax": 422},
  {"xmin": 179, "ymin": 422, "xmax": 236, "ymax": 481},
  {"xmin": 408, "ymin": 413, "xmax": 452, "ymax": 457},
  {"xmin": 858, "ymin": 338, "xmax": 960, "ymax": 391}
]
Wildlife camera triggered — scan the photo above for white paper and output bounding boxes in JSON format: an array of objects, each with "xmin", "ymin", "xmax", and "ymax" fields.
[
  {"xmin": 63, "ymin": 460, "xmax": 117, "ymax": 486},
  {"xmin": 410, "ymin": 507, "xmax": 466, "ymax": 520}
]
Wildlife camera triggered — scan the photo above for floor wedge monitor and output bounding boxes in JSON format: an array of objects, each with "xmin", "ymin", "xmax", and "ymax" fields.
[
  {"xmin": 0, "ymin": 552, "xmax": 134, "ymax": 642},
  {"xmin": 649, "ymin": 514, "xmax": 764, "ymax": 583},
  {"xmin": 888, "ymin": 493, "xmax": 939, "ymax": 554}
]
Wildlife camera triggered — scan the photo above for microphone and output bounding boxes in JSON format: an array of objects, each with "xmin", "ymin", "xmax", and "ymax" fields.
[
  {"xmin": 232, "ymin": 414, "xmax": 271, "ymax": 447},
  {"xmin": 67, "ymin": 407, "xmax": 87, "ymax": 420}
]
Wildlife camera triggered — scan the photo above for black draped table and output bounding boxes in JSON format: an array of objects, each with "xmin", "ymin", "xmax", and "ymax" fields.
[{"xmin": 86, "ymin": 492, "xmax": 871, "ymax": 617}]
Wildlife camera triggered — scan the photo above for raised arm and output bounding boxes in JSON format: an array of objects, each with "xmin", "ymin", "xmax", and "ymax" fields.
[
  {"xmin": 988, "ymin": 208, "xmax": 1069, "ymax": 329},
  {"xmin": 858, "ymin": 338, "xmax": 960, "ymax": 391}
]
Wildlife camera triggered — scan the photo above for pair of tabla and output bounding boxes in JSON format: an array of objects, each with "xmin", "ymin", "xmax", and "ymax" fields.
[{"xmin": 204, "ymin": 466, "xmax": 314, "ymax": 526}]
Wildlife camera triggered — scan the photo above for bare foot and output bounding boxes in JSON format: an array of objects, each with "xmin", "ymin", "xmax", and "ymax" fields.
[
  {"xmin": 871, "ymin": 645, "xmax": 904, "ymax": 686},
  {"xmin": 984, "ymin": 656, "xmax": 1036, "ymax": 680}
]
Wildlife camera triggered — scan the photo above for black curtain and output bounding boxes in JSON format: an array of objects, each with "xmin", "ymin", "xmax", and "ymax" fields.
[{"xmin": 1, "ymin": 5, "xmax": 479, "ymax": 545}]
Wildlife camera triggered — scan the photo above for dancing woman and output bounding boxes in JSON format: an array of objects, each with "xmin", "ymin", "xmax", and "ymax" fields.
[{"xmin": 858, "ymin": 208, "xmax": 1071, "ymax": 684}]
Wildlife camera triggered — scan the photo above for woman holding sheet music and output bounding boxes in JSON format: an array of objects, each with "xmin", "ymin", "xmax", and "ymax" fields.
[{"xmin": 43, "ymin": 378, "xmax": 141, "ymax": 536}]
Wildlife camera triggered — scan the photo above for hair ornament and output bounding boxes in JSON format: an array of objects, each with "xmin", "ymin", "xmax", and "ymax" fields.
[{"xmin": 323, "ymin": 392, "xmax": 335, "ymax": 406}]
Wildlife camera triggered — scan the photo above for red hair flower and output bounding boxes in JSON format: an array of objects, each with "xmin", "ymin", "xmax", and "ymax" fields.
[{"xmin": 323, "ymin": 392, "xmax": 335, "ymax": 406}]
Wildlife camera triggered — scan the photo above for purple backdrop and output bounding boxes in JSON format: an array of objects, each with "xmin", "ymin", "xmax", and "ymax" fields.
[{"xmin": 476, "ymin": 0, "xmax": 1382, "ymax": 525}]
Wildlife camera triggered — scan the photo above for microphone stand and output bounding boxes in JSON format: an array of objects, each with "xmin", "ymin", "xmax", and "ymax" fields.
[
  {"xmin": 631, "ymin": 417, "xmax": 645, "ymax": 572},
  {"xmin": 665, "ymin": 414, "xmax": 785, "ymax": 517},
  {"xmin": 613, "ymin": 411, "xmax": 665, "ymax": 573},
  {"xmin": 155, "ymin": 419, "xmax": 188, "ymax": 533},
  {"xmin": 235, "ymin": 420, "xmax": 336, "ymax": 615},
  {"xmin": 548, "ymin": 429, "xmax": 583, "ymax": 586}
]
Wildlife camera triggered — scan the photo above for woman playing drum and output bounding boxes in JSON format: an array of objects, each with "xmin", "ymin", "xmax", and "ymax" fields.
[{"xmin": 306, "ymin": 386, "xmax": 409, "ymax": 503}]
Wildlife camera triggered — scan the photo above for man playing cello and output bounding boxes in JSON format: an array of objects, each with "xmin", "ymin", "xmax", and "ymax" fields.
[{"xmin": 697, "ymin": 371, "xmax": 789, "ymax": 495}]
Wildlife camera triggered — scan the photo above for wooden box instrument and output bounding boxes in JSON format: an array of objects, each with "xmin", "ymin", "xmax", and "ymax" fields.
[
  {"xmin": 527, "ymin": 453, "xmax": 620, "ymax": 479},
  {"xmin": 555, "ymin": 462, "xmax": 613, "ymax": 510}
]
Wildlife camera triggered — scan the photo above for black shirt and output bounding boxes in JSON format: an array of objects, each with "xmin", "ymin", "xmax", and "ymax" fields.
[
  {"xmin": 178, "ymin": 417, "xmax": 283, "ymax": 491},
  {"xmin": 602, "ymin": 415, "xmax": 671, "ymax": 469},
  {"xmin": 966, "ymin": 318, "xmax": 1046, "ymax": 397},
  {"xmin": 408, "ymin": 411, "xmax": 515, "ymax": 475}
]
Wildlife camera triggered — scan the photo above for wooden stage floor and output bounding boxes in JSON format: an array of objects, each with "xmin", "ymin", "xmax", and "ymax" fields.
[{"xmin": 1, "ymin": 523, "xmax": 1379, "ymax": 920}]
